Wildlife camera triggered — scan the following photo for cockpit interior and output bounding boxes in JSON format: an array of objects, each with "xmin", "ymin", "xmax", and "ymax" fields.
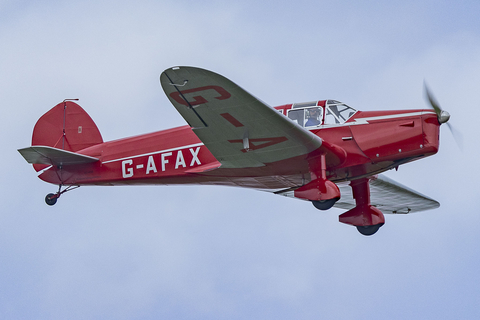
[{"xmin": 286, "ymin": 100, "xmax": 357, "ymax": 128}]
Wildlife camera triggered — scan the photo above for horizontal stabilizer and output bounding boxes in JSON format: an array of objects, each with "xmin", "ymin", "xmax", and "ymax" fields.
[{"xmin": 18, "ymin": 146, "xmax": 99, "ymax": 167}]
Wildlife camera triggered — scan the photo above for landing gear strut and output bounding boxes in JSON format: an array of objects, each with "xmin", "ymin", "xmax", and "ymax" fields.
[
  {"xmin": 296, "ymin": 153, "xmax": 341, "ymax": 209},
  {"xmin": 44, "ymin": 185, "xmax": 79, "ymax": 206},
  {"xmin": 339, "ymin": 178, "xmax": 385, "ymax": 236}
]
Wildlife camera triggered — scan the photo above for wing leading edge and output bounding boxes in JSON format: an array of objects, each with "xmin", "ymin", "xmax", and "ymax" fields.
[{"xmin": 160, "ymin": 66, "xmax": 338, "ymax": 169}]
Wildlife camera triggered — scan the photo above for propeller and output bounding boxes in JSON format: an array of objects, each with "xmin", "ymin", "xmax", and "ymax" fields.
[{"xmin": 424, "ymin": 81, "xmax": 463, "ymax": 149}]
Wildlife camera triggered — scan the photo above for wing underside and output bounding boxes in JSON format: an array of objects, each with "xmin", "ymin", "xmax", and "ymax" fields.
[{"xmin": 275, "ymin": 174, "xmax": 439, "ymax": 214}]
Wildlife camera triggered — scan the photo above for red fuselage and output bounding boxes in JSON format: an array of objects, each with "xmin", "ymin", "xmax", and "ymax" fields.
[{"xmin": 37, "ymin": 103, "xmax": 440, "ymax": 190}]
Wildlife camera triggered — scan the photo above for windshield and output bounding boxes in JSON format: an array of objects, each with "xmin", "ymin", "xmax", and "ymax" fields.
[{"xmin": 324, "ymin": 103, "xmax": 356, "ymax": 124}]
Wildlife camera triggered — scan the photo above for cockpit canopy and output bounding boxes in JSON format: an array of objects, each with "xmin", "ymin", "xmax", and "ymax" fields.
[{"xmin": 287, "ymin": 100, "xmax": 356, "ymax": 128}]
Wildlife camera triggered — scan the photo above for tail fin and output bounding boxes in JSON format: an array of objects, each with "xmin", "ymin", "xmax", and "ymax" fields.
[{"xmin": 29, "ymin": 101, "xmax": 103, "ymax": 171}]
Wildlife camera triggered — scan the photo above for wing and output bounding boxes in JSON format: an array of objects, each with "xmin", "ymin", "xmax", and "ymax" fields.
[
  {"xmin": 336, "ymin": 174, "xmax": 439, "ymax": 213},
  {"xmin": 275, "ymin": 174, "xmax": 439, "ymax": 213},
  {"xmin": 18, "ymin": 146, "xmax": 99, "ymax": 166},
  {"xmin": 160, "ymin": 66, "xmax": 337, "ymax": 169}
]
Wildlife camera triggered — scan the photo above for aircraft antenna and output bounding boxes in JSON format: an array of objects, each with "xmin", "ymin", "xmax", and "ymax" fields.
[{"xmin": 62, "ymin": 99, "xmax": 79, "ymax": 150}]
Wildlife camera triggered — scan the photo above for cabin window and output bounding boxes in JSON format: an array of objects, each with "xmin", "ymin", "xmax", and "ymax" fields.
[
  {"xmin": 288, "ymin": 109, "xmax": 305, "ymax": 127},
  {"xmin": 292, "ymin": 101, "xmax": 317, "ymax": 109},
  {"xmin": 287, "ymin": 106, "xmax": 323, "ymax": 128}
]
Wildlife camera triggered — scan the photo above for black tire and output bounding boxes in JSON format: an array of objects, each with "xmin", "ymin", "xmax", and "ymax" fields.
[
  {"xmin": 45, "ymin": 193, "xmax": 57, "ymax": 206},
  {"xmin": 312, "ymin": 198, "xmax": 339, "ymax": 211},
  {"xmin": 356, "ymin": 223, "xmax": 384, "ymax": 236}
]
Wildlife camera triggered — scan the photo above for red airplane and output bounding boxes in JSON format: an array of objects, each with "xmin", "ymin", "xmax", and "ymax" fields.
[{"xmin": 18, "ymin": 66, "xmax": 451, "ymax": 236}]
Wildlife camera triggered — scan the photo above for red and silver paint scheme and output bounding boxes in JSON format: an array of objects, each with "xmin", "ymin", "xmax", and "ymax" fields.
[{"xmin": 18, "ymin": 67, "xmax": 448, "ymax": 236}]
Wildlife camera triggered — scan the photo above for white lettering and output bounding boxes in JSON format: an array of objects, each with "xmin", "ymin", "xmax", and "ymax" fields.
[
  {"xmin": 161, "ymin": 152, "xmax": 172, "ymax": 171},
  {"xmin": 122, "ymin": 159, "xmax": 134, "ymax": 178},
  {"xmin": 120, "ymin": 146, "xmax": 202, "ymax": 177},
  {"xmin": 146, "ymin": 155, "xmax": 157, "ymax": 174},
  {"xmin": 189, "ymin": 147, "xmax": 201, "ymax": 166},
  {"xmin": 175, "ymin": 150, "xmax": 186, "ymax": 169}
]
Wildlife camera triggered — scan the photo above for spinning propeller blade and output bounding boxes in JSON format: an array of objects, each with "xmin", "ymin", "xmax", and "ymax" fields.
[
  {"xmin": 424, "ymin": 81, "xmax": 463, "ymax": 149},
  {"xmin": 445, "ymin": 122, "xmax": 463, "ymax": 150}
]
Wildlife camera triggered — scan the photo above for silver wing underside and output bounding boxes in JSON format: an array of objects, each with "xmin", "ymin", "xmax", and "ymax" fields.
[{"xmin": 275, "ymin": 174, "xmax": 439, "ymax": 214}]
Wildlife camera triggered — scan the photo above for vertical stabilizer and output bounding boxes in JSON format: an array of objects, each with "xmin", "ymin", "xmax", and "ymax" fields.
[{"xmin": 30, "ymin": 101, "xmax": 103, "ymax": 171}]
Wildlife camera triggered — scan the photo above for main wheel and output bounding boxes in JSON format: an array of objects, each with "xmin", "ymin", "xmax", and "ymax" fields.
[
  {"xmin": 45, "ymin": 193, "xmax": 58, "ymax": 206},
  {"xmin": 312, "ymin": 198, "xmax": 339, "ymax": 211},
  {"xmin": 356, "ymin": 223, "xmax": 384, "ymax": 236}
]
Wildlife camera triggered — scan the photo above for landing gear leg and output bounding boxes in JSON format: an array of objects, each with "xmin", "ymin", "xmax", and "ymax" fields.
[
  {"xmin": 295, "ymin": 153, "xmax": 341, "ymax": 208},
  {"xmin": 44, "ymin": 184, "xmax": 80, "ymax": 206},
  {"xmin": 339, "ymin": 178, "xmax": 385, "ymax": 236}
]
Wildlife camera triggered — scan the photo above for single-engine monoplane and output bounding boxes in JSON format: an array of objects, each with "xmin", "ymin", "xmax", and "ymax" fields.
[{"xmin": 19, "ymin": 66, "xmax": 452, "ymax": 235}]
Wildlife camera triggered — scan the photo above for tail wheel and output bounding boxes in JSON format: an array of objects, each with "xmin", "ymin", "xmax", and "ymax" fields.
[
  {"xmin": 45, "ymin": 193, "xmax": 58, "ymax": 206},
  {"xmin": 44, "ymin": 185, "xmax": 80, "ymax": 206}
]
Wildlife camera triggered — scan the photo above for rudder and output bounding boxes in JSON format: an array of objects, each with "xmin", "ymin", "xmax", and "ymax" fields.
[{"xmin": 31, "ymin": 101, "xmax": 103, "ymax": 171}]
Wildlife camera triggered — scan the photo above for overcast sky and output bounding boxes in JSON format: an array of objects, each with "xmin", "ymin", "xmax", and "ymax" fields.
[{"xmin": 1, "ymin": 0, "xmax": 480, "ymax": 319}]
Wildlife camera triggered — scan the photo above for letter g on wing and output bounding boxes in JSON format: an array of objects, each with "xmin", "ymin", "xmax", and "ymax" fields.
[{"xmin": 170, "ymin": 86, "xmax": 231, "ymax": 107}]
